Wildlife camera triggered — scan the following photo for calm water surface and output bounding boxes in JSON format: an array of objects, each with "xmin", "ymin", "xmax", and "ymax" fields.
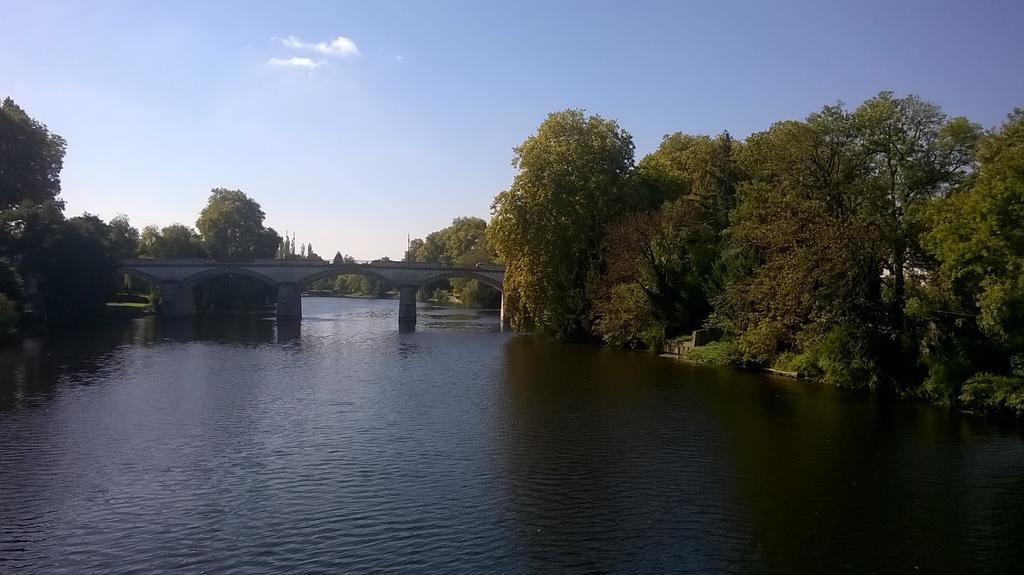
[{"xmin": 1, "ymin": 297, "xmax": 1023, "ymax": 573}]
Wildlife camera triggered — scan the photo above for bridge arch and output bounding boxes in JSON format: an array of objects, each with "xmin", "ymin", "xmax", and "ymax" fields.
[
  {"xmin": 417, "ymin": 270, "xmax": 503, "ymax": 293},
  {"xmin": 178, "ymin": 267, "xmax": 278, "ymax": 291},
  {"xmin": 296, "ymin": 267, "xmax": 397, "ymax": 291},
  {"xmin": 118, "ymin": 265, "xmax": 165, "ymax": 287}
]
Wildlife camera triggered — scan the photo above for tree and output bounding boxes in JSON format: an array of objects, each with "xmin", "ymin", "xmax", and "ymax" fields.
[
  {"xmin": 852, "ymin": 92, "xmax": 980, "ymax": 345},
  {"xmin": 632, "ymin": 132, "xmax": 742, "ymax": 226},
  {"xmin": 416, "ymin": 217, "xmax": 491, "ymax": 265},
  {"xmin": 195, "ymin": 188, "xmax": 276, "ymax": 261},
  {"xmin": 919, "ymin": 109, "xmax": 1024, "ymax": 408},
  {"xmin": 108, "ymin": 214, "xmax": 140, "ymax": 260},
  {"xmin": 711, "ymin": 94, "xmax": 980, "ymax": 390},
  {"xmin": 255, "ymin": 227, "xmax": 282, "ymax": 259},
  {"xmin": 36, "ymin": 214, "xmax": 118, "ymax": 325},
  {"xmin": 593, "ymin": 131, "xmax": 743, "ymax": 349},
  {"xmin": 0, "ymin": 97, "xmax": 67, "ymax": 209},
  {"xmin": 0, "ymin": 259, "xmax": 22, "ymax": 301},
  {"xmin": 138, "ymin": 224, "xmax": 207, "ymax": 259},
  {"xmin": 714, "ymin": 107, "xmax": 889, "ymax": 384},
  {"xmin": 595, "ymin": 198, "xmax": 720, "ymax": 349},
  {"xmin": 411, "ymin": 217, "xmax": 499, "ymax": 306},
  {"xmin": 490, "ymin": 109, "xmax": 635, "ymax": 338},
  {"xmin": 405, "ymin": 238, "xmax": 424, "ymax": 262}
]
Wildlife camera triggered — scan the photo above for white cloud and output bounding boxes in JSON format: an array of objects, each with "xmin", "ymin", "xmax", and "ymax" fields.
[
  {"xmin": 275, "ymin": 35, "xmax": 361, "ymax": 58},
  {"xmin": 393, "ymin": 55, "xmax": 404, "ymax": 64},
  {"xmin": 266, "ymin": 56, "xmax": 323, "ymax": 69}
]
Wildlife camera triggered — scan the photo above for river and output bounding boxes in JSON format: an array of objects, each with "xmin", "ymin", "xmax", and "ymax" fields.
[{"xmin": 1, "ymin": 297, "xmax": 1022, "ymax": 573}]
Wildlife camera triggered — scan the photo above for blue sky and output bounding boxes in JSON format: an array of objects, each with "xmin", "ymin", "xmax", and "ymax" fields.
[{"xmin": 2, "ymin": 0, "xmax": 1022, "ymax": 259}]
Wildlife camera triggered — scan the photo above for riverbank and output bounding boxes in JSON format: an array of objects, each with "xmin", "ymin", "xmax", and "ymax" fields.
[{"xmin": 660, "ymin": 336, "xmax": 1024, "ymax": 418}]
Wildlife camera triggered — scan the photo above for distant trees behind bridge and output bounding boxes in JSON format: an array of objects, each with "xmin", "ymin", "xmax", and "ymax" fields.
[
  {"xmin": 404, "ymin": 216, "xmax": 500, "ymax": 307},
  {"xmin": 0, "ymin": 95, "xmax": 507, "ymax": 330}
]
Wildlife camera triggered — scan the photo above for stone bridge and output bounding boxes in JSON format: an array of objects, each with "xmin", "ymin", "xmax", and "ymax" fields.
[{"xmin": 118, "ymin": 259, "xmax": 506, "ymax": 328}]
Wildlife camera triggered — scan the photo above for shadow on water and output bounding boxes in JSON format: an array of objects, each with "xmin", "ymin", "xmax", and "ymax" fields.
[
  {"xmin": 495, "ymin": 336, "xmax": 1024, "ymax": 572},
  {"xmin": 0, "ymin": 316, "xmax": 305, "ymax": 410},
  {"xmin": 495, "ymin": 337, "xmax": 751, "ymax": 571}
]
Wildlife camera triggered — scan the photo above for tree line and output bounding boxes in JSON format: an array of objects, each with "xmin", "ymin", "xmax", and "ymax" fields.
[
  {"xmin": 489, "ymin": 95, "xmax": 1024, "ymax": 415},
  {"xmin": 6, "ymin": 92, "xmax": 1023, "ymax": 415},
  {"xmin": 0, "ymin": 96, "xmax": 501, "ymax": 328},
  {"xmin": 0, "ymin": 97, "xmax": 293, "ymax": 330}
]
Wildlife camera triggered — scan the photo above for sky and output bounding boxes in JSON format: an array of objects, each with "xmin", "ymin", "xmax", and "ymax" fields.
[{"xmin": 2, "ymin": 0, "xmax": 1022, "ymax": 260}]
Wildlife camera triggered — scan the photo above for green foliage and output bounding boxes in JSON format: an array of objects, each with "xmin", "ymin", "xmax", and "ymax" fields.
[
  {"xmin": 108, "ymin": 214, "xmax": 140, "ymax": 260},
  {"xmin": 685, "ymin": 340, "xmax": 742, "ymax": 365},
  {"xmin": 594, "ymin": 283, "xmax": 662, "ymax": 349},
  {"xmin": 0, "ymin": 98, "xmax": 67, "ymax": 209},
  {"xmin": 632, "ymin": 132, "xmax": 743, "ymax": 227},
  {"xmin": 195, "ymin": 188, "xmax": 279, "ymax": 261},
  {"xmin": 410, "ymin": 216, "xmax": 501, "ymax": 307},
  {"xmin": 770, "ymin": 352, "xmax": 812, "ymax": 375},
  {"xmin": 711, "ymin": 93, "xmax": 978, "ymax": 392},
  {"xmin": 39, "ymin": 213, "xmax": 119, "ymax": 325},
  {"xmin": 450, "ymin": 277, "xmax": 500, "ymax": 308},
  {"xmin": 308, "ymin": 274, "xmax": 391, "ymax": 299},
  {"xmin": 138, "ymin": 224, "xmax": 207, "ymax": 258},
  {"xmin": 959, "ymin": 374, "xmax": 1024, "ymax": 416},
  {"xmin": 0, "ymin": 258, "xmax": 23, "ymax": 300},
  {"xmin": 413, "ymin": 217, "xmax": 492, "ymax": 265},
  {"xmin": 490, "ymin": 109, "xmax": 635, "ymax": 338},
  {"xmin": 735, "ymin": 319, "xmax": 787, "ymax": 366},
  {"xmin": 405, "ymin": 238, "xmax": 424, "ymax": 262},
  {"xmin": 794, "ymin": 323, "xmax": 880, "ymax": 389},
  {"xmin": 0, "ymin": 293, "xmax": 17, "ymax": 336},
  {"xmin": 593, "ymin": 132, "xmax": 739, "ymax": 350},
  {"xmin": 916, "ymin": 109, "xmax": 1024, "ymax": 404}
]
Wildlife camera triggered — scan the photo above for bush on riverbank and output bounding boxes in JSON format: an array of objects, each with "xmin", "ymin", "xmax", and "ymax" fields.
[
  {"xmin": 959, "ymin": 374, "xmax": 1024, "ymax": 417},
  {"xmin": 685, "ymin": 340, "xmax": 741, "ymax": 365}
]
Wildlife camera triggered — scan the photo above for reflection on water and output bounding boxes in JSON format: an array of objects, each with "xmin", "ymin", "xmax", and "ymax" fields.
[{"xmin": 1, "ymin": 297, "xmax": 1023, "ymax": 573}]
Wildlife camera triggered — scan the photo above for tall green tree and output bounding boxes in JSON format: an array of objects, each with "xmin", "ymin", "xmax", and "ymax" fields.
[
  {"xmin": 405, "ymin": 238, "xmax": 424, "ymax": 262},
  {"xmin": 195, "ymin": 188, "xmax": 279, "ymax": 261},
  {"xmin": 919, "ymin": 109, "xmax": 1024, "ymax": 409},
  {"xmin": 853, "ymin": 92, "xmax": 980, "ymax": 345},
  {"xmin": 490, "ymin": 109, "xmax": 635, "ymax": 338},
  {"xmin": 715, "ymin": 107, "xmax": 889, "ymax": 385},
  {"xmin": 594, "ymin": 131, "xmax": 743, "ymax": 349},
  {"xmin": 108, "ymin": 214, "xmax": 140, "ymax": 260},
  {"xmin": 714, "ymin": 94, "xmax": 980, "ymax": 390},
  {"xmin": 0, "ymin": 98, "xmax": 67, "ymax": 209}
]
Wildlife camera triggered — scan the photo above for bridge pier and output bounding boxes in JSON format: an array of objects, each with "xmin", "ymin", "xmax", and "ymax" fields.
[
  {"xmin": 160, "ymin": 281, "xmax": 194, "ymax": 318},
  {"xmin": 500, "ymin": 292, "xmax": 510, "ymax": 329},
  {"xmin": 398, "ymin": 285, "xmax": 417, "ymax": 331},
  {"xmin": 277, "ymin": 282, "xmax": 303, "ymax": 320}
]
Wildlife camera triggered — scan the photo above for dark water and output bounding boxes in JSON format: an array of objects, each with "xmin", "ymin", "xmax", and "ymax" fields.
[{"xmin": 1, "ymin": 298, "xmax": 1023, "ymax": 573}]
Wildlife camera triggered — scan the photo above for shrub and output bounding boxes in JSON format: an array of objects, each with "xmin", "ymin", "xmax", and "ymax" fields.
[
  {"xmin": 686, "ymin": 339, "xmax": 742, "ymax": 365},
  {"xmin": 736, "ymin": 319, "xmax": 786, "ymax": 365},
  {"xmin": 771, "ymin": 351, "xmax": 812, "ymax": 374},
  {"xmin": 959, "ymin": 373, "xmax": 1024, "ymax": 416},
  {"xmin": 797, "ymin": 323, "xmax": 878, "ymax": 390}
]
